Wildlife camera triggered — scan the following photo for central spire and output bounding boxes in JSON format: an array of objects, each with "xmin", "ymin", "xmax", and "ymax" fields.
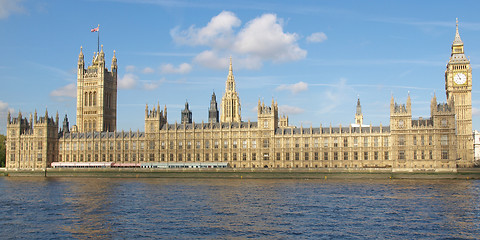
[{"xmin": 220, "ymin": 57, "xmax": 241, "ymax": 122}]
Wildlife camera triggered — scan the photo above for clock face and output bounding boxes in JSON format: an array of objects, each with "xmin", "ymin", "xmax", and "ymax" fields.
[{"xmin": 454, "ymin": 73, "xmax": 467, "ymax": 85}]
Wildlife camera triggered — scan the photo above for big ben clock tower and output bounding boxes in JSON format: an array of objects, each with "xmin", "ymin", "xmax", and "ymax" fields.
[{"xmin": 445, "ymin": 19, "xmax": 473, "ymax": 167}]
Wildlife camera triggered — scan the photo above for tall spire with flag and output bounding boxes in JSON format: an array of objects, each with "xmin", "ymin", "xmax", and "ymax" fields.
[{"xmin": 91, "ymin": 24, "xmax": 100, "ymax": 53}]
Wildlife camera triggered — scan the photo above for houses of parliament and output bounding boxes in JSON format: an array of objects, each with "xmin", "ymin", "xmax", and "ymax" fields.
[{"xmin": 5, "ymin": 22, "xmax": 475, "ymax": 172}]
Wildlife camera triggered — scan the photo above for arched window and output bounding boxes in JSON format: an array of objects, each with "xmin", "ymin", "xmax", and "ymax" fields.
[
  {"xmin": 85, "ymin": 92, "xmax": 88, "ymax": 106},
  {"xmin": 93, "ymin": 91, "xmax": 96, "ymax": 106},
  {"xmin": 89, "ymin": 92, "xmax": 93, "ymax": 106}
]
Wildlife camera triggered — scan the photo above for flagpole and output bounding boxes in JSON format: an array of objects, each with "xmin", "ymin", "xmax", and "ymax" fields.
[{"xmin": 97, "ymin": 24, "xmax": 100, "ymax": 53}]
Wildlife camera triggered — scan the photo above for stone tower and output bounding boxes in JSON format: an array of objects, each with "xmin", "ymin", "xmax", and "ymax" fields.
[
  {"xmin": 76, "ymin": 45, "xmax": 117, "ymax": 133},
  {"xmin": 181, "ymin": 101, "xmax": 193, "ymax": 124},
  {"xmin": 355, "ymin": 98, "xmax": 363, "ymax": 126},
  {"xmin": 445, "ymin": 19, "xmax": 473, "ymax": 167},
  {"xmin": 145, "ymin": 103, "xmax": 167, "ymax": 134},
  {"xmin": 208, "ymin": 91, "xmax": 219, "ymax": 123},
  {"xmin": 220, "ymin": 58, "xmax": 241, "ymax": 122}
]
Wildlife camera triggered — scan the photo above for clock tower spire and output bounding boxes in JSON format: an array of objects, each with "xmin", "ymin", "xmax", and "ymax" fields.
[{"xmin": 445, "ymin": 18, "xmax": 473, "ymax": 167}]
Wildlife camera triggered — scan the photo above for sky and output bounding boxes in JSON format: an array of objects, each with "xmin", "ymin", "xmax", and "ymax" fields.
[{"xmin": 1, "ymin": 0, "xmax": 480, "ymax": 134}]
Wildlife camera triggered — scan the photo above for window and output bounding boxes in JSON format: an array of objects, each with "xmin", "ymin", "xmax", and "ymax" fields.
[
  {"xmin": 286, "ymin": 153, "xmax": 290, "ymax": 161},
  {"xmin": 252, "ymin": 153, "xmax": 256, "ymax": 161},
  {"xmin": 333, "ymin": 138, "xmax": 338, "ymax": 147},
  {"xmin": 333, "ymin": 152, "xmax": 338, "ymax": 160},
  {"xmin": 441, "ymin": 135, "xmax": 448, "ymax": 145},
  {"xmin": 383, "ymin": 138, "xmax": 389, "ymax": 147},
  {"xmin": 343, "ymin": 138, "xmax": 348, "ymax": 147},
  {"xmin": 384, "ymin": 151, "xmax": 389, "ymax": 160},
  {"xmin": 398, "ymin": 136, "xmax": 405, "ymax": 146},
  {"xmin": 364, "ymin": 152, "xmax": 368, "ymax": 160},
  {"xmin": 242, "ymin": 153, "xmax": 247, "ymax": 161},
  {"xmin": 324, "ymin": 152, "xmax": 328, "ymax": 161},
  {"xmin": 364, "ymin": 137, "xmax": 368, "ymax": 147},
  {"xmin": 295, "ymin": 152, "xmax": 299, "ymax": 161},
  {"xmin": 263, "ymin": 139, "xmax": 269, "ymax": 148},
  {"xmin": 196, "ymin": 141, "xmax": 201, "ymax": 149},
  {"xmin": 429, "ymin": 136, "xmax": 433, "ymax": 145},
  {"xmin": 442, "ymin": 150, "xmax": 448, "ymax": 159},
  {"xmin": 421, "ymin": 136, "xmax": 425, "ymax": 146},
  {"xmin": 413, "ymin": 136, "xmax": 417, "ymax": 145},
  {"xmin": 398, "ymin": 150, "xmax": 405, "ymax": 160},
  {"xmin": 314, "ymin": 152, "xmax": 319, "ymax": 161},
  {"xmin": 179, "ymin": 141, "xmax": 183, "ymax": 149},
  {"xmin": 214, "ymin": 141, "xmax": 218, "ymax": 149},
  {"xmin": 414, "ymin": 151, "xmax": 417, "ymax": 160},
  {"xmin": 224, "ymin": 140, "xmax": 228, "ymax": 149},
  {"xmin": 374, "ymin": 151, "xmax": 378, "ymax": 160},
  {"xmin": 205, "ymin": 141, "xmax": 210, "ymax": 149},
  {"xmin": 354, "ymin": 137, "xmax": 358, "ymax": 147},
  {"xmin": 276, "ymin": 153, "xmax": 280, "ymax": 161},
  {"xmin": 124, "ymin": 142, "xmax": 128, "ymax": 150},
  {"xmin": 252, "ymin": 140, "xmax": 256, "ymax": 149},
  {"xmin": 324, "ymin": 138, "xmax": 329, "ymax": 147},
  {"xmin": 304, "ymin": 152, "xmax": 309, "ymax": 161},
  {"xmin": 354, "ymin": 152, "xmax": 358, "ymax": 160}
]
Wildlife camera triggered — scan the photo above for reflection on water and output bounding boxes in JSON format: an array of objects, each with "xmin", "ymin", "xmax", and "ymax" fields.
[{"xmin": 0, "ymin": 178, "xmax": 479, "ymax": 239}]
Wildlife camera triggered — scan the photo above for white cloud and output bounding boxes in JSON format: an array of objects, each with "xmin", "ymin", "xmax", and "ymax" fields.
[
  {"xmin": 276, "ymin": 81, "xmax": 308, "ymax": 94},
  {"xmin": 142, "ymin": 67, "xmax": 155, "ymax": 74},
  {"xmin": 118, "ymin": 73, "xmax": 138, "ymax": 89},
  {"xmin": 160, "ymin": 63, "xmax": 192, "ymax": 74},
  {"xmin": 0, "ymin": 0, "xmax": 25, "ymax": 19},
  {"xmin": 143, "ymin": 79, "xmax": 164, "ymax": 90},
  {"xmin": 307, "ymin": 32, "xmax": 327, "ymax": 43},
  {"xmin": 318, "ymin": 78, "xmax": 355, "ymax": 114},
  {"xmin": 171, "ymin": 11, "xmax": 307, "ymax": 70},
  {"xmin": 473, "ymin": 107, "xmax": 480, "ymax": 116},
  {"xmin": 50, "ymin": 83, "xmax": 77, "ymax": 98},
  {"xmin": 193, "ymin": 51, "xmax": 228, "ymax": 70},
  {"xmin": 125, "ymin": 65, "xmax": 136, "ymax": 72},
  {"xmin": 233, "ymin": 13, "xmax": 306, "ymax": 62},
  {"xmin": 0, "ymin": 100, "xmax": 8, "ymax": 111},
  {"xmin": 279, "ymin": 105, "xmax": 305, "ymax": 115},
  {"xmin": 171, "ymin": 10, "xmax": 241, "ymax": 48}
]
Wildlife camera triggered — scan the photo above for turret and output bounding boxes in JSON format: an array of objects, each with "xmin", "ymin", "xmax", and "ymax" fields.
[
  {"xmin": 355, "ymin": 98, "xmax": 363, "ymax": 126},
  {"xmin": 181, "ymin": 100, "xmax": 192, "ymax": 124},
  {"xmin": 208, "ymin": 91, "xmax": 219, "ymax": 123},
  {"xmin": 111, "ymin": 50, "xmax": 117, "ymax": 72},
  {"xmin": 62, "ymin": 114, "xmax": 70, "ymax": 134}
]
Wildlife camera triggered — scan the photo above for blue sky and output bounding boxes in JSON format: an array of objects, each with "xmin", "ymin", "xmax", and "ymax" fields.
[{"xmin": 1, "ymin": 0, "xmax": 480, "ymax": 134}]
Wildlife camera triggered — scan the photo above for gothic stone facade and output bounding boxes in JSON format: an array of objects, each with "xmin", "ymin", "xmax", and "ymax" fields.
[{"xmin": 5, "ymin": 22, "xmax": 473, "ymax": 171}]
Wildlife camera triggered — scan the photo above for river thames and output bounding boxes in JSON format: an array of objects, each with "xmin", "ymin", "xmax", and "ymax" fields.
[{"xmin": 0, "ymin": 177, "xmax": 479, "ymax": 239}]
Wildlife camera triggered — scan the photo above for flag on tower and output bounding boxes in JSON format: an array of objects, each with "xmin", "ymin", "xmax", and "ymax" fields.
[{"xmin": 91, "ymin": 25, "xmax": 99, "ymax": 32}]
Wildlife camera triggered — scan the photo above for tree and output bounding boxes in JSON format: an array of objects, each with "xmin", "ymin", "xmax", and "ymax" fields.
[{"xmin": 0, "ymin": 134, "xmax": 5, "ymax": 167}]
